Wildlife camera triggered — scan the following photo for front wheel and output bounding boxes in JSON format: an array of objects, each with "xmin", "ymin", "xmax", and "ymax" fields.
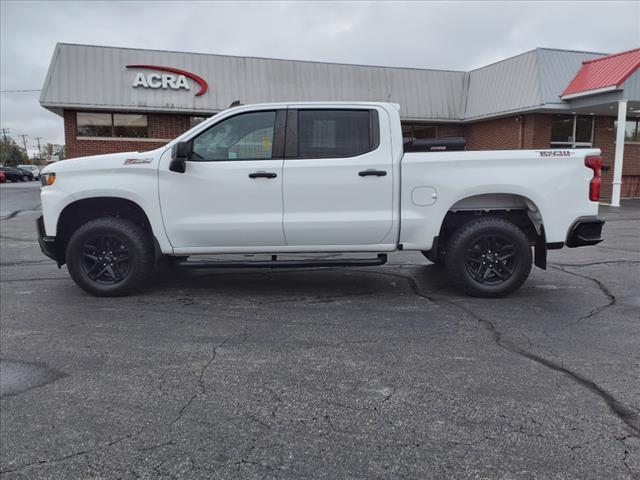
[
  {"xmin": 65, "ymin": 217, "xmax": 153, "ymax": 297},
  {"xmin": 445, "ymin": 217, "xmax": 532, "ymax": 297}
]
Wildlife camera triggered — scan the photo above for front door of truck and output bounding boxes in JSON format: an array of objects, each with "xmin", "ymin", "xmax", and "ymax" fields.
[
  {"xmin": 158, "ymin": 108, "xmax": 286, "ymax": 251},
  {"xmin": 282, "ymin": 107, "xmax": 394, "ymax": 246}
]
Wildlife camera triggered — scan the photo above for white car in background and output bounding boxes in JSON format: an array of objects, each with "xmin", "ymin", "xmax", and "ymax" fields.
[{"xmin": 17, "ymin": 165, "xmax": 41, "ymax": 180}]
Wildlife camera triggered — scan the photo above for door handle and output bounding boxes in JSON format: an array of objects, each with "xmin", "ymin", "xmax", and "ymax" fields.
[
  {"xmin": 359, "ymin": 169, "xmax": 387, "ymax": 177},
  {"xmin": 249, "ymin": 171, "xmax": 277, "ymax": 179}
]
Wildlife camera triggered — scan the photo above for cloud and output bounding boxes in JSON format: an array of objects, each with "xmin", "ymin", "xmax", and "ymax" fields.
[{"xmin": 1, "ymin": 0, "xmax": 638, "ymax": 148}]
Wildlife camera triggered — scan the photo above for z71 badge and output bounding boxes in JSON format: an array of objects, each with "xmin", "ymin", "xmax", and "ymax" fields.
[{"xmin": 123, "ymin": 158, "xmax": 153, "ymax": 165}]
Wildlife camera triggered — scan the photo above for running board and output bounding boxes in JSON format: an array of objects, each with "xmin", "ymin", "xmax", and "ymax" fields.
[{"xmin": 177, "ymin": 254, "xmax": 388, "ymax": 269}]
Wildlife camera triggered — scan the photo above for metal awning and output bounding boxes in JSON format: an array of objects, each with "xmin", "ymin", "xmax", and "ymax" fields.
[{"xmin": 561, "ymin": 48, "xmax": 640, "ymax": 100}]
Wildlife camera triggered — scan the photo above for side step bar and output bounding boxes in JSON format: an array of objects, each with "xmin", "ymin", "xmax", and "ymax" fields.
[{"xmin": 177, "ymin": 254, "xmax": 388, "ymax": 269}]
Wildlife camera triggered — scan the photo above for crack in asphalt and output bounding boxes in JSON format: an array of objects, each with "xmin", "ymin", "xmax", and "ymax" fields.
[
  {"xmin": 0, "ymin": 207, "xmax": 41, "ymax": 221},
  {"xmin": 341, "ymin": 267, "xmax": 640, "ymax": 437},
  {"xmin": 616, "ymin": 434, "xmax": 640, "ymax": 478},
  {"xmin": 0, "ymin": 427, "xmax": 144, "ymax": 475},
  {"xmin": 3, "ymin": 256, "xmax": 638, "ymax": 475},
  {"xmin": 0, "ymin": 259, "xmax": 52, "ymax": 267},
  {"xmin": 0, "ymin": 277, "xmax": 68, "ymax": 283},
  {"xmin": 169, "ymin": 339, "xmax": 227, "ymax": 427},
  {"xmin": 0, "ymin": 235, "xmax": 37, "ymax": 243},
  {"xmin": 446, "ymin": 296, "xmax": 640, "ymax": 436},
  {"xmin": 548, "ymin": 263, "xmax": 616, "ymax": 326},
  {"xmin": 550, "ymin": 260, "xmax": 640, "ymax": 268}
]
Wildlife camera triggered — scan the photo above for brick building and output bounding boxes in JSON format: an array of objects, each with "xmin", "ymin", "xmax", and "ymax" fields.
[{"xmin": 40, "ymin": 44, "xmax": 640, "ymax": 200}]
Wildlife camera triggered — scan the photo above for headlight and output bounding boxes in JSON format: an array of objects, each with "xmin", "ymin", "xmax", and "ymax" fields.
[{"xmin": 41, "ymin": 173, "xmax": 56, "ymax": 186}]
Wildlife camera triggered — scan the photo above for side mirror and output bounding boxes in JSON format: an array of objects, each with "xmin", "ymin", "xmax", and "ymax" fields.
[{"xmin": 170, "ymin": 141, "xmax": 191, "ymax": 173}]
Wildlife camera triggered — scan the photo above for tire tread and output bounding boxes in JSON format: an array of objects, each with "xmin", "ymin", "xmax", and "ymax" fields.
[
  {"xmin": 65, "ymin": 217, "xmax": 153, "ymax": 297},
  {"xmin": 445, "ymin": 216, "xmax": 532, "ymax": 297}
]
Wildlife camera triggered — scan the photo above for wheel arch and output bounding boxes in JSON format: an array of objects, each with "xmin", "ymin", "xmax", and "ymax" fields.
[
  {"xmin": 429, "ymin": 192, "xmax": 548, "ymax": 269},
  {"xmin": 55, "ymin": 197, "xmax": 160, "ymax": 266}
]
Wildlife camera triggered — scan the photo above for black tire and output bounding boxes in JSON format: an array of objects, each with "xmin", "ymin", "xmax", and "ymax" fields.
[
  {"xmin": 65, "ymin": 217, "xmax": 153, "ymax": 297},
  {"xmin": 421, "ymin": 250, "xmax": 445, "ymax": 266},
  {"xmin": 445, "ymin": 217, "xmax": 532, "ymax": 298},
  {"xmin": 22, "ymin": 175, "xmax": 29, "ymax": 182}
]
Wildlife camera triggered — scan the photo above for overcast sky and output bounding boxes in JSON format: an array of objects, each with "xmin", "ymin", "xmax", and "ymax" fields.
[{"xmin": 1, "ymin": 0, "xmax": 638, "ymax": 150}]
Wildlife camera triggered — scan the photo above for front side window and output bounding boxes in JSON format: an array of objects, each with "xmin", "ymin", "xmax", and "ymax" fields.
[
  {"xmin": 191, "ymin": 111, "xmax": 276, "ymax": 161},
  {"xmin": 297, "ymin": 110, "xmax": 371, "ymax": 159}
]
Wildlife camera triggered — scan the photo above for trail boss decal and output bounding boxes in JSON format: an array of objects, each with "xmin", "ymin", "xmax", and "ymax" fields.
[
  {"xmin": 123, "ymin": 158, "xmax": 153, "ymax": 165},
  {"xmin": 538, "ymin": 150, "xmax": 573, "ymax": 157},
  {"xmin": 126, "ymin": 65, "xmax": 208, "ymax": 96}
]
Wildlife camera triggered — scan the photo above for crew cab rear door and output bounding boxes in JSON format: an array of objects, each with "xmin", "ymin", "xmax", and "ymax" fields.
[{"xmin": 282, "ymin": 107, "xmax": 394, "ymax": 246}]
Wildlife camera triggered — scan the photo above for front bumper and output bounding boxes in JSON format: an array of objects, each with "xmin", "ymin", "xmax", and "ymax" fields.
[
  {"xmin": 36, "ymin": 216, "xmax": 60, "ymax": 264},
  {"xmin": 566, "ymin": 217, "xmax": 605, "ymax": 248}
]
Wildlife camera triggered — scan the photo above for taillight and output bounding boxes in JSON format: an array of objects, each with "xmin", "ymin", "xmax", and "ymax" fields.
[{"xmin": 585, "ymin": 155, "xmax": 601, "ymax": 202}]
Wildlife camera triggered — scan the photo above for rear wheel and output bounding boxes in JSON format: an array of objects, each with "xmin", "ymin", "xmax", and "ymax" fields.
[
  {"xmin": 65, "ymin": 217, "xmax": 153, "ymax": 297},
  {"xmin": 445, "ymin": 217, "xmax": 532, "ymax": 297}
]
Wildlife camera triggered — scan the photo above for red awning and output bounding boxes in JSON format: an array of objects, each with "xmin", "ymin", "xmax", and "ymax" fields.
[{"xmin": 562, "ymin": 48, "xmax": 640, "ymax": 99}]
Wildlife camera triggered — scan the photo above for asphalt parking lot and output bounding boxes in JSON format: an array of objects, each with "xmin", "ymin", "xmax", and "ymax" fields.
[{"xmin": 1, "ymin": 181, "xmax": 639, "ymax": 479}]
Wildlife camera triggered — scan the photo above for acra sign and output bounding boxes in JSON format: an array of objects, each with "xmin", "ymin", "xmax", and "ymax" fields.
[{"xmin": 126, "ymin": 65, "xmax": 208, "ymax": 96}]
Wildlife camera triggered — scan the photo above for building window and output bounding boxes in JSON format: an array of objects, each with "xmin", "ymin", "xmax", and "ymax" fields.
[
  {"xmin": 550, "ymin": 114, "xmax": 593, "ymax": 148},
  {"xmin": 402, "ymin": 122, "xmax": 437, "ymax": 145},
  {"xmin": 77, "ymin": 112, "xmax": 113, "ymax": 137},
  {"xmin": 613, "ymin": 118, "xmax": 640, "ymax": 142},
  {"xmin": 76, "ymin": 112, "xmax": 148, "ymax": 138},
  {"xmin": 113, "ymin": 114, "xmax": 147, "ymax": 138}
]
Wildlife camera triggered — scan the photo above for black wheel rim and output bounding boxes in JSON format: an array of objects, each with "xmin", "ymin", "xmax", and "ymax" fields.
[
  {"xmin": 465, "ymin": 234, "xmax": 518, "ymax": 285},
  {"xmin": 81, "ymin": 235, "xmax": 131, "ymax": 285}
]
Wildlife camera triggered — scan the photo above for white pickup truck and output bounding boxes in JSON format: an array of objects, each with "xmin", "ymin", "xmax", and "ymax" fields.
[{"xmin": 37, "ymin": 102, "xmax": 604, "ymax": 297}]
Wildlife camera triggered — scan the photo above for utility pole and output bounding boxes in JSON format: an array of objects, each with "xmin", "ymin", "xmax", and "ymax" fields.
[
  {"xmin": 34, "ymin": 137, "xmax": 43, "ymax": 160},
  {"xmin": 0, "ymin": 128, "xmax": 9, "ymax": 142},
  {"xmin": 19, "ymin": 134, "xmax": 28, "ymax": 156}
]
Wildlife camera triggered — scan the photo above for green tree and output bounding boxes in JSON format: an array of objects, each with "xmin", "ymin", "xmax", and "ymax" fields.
[{"xmin": 0, "ymin": 137, "xmax": 28, "ymax": 167}]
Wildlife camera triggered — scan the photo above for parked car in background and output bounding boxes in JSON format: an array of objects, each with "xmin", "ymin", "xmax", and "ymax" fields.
[
  {"xmin": 0, "ymin": 166, "xmax": 26, "ymax": 182},
  {"xmin": 18, "ymin": 165, "xmax": 41, "ymax": 180},
  {"xmin": 0, "ymin": 170, "xmax": 6, "ymax": 183},
  {"xmin": 15, "ymin": 167, "xmax": 35, "ymax": 181}
]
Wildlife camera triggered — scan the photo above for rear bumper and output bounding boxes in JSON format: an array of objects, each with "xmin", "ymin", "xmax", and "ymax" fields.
[
  {"xmin": 566, "ymin": 217, "xmax": 605, "ymax": 248},
  {"xmin": 36, "ymin": 216, "xmax": 60, "ymax": 264}
]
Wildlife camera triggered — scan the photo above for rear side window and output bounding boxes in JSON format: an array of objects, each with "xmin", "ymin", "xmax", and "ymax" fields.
[{"xmin": 297, "ymin": 110, "xmax": 378, "ymax": 159}]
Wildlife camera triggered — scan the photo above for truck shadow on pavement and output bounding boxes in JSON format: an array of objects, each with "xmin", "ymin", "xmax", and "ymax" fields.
[{"xmin": 147, "ymin": 264, "xmax": 456, "ymax": 301}]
